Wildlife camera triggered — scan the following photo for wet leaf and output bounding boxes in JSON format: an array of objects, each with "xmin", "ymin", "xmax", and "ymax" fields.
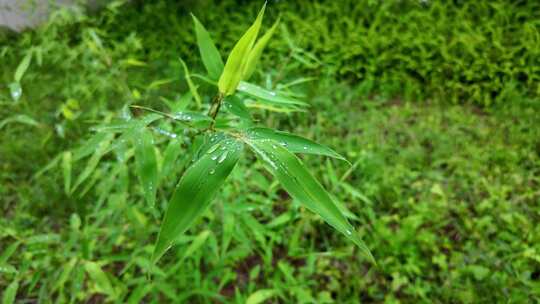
[
  {"xmin": 245, "ymin": 138, "xmax": 374, "ymax": 263},
  {"xmin": 134, "ymin": 128, "xmax": 158, "ymax": 206},
  {"xmin": 153, "ymin": 134, "xmax": 243, "ymax": 263},
  {"xmin": 247, "ymin": 127, "xmax": 347, "ymax": 161},
  {"xmin": 238, "ymin": 81, "xmax": 308, "ymax": 106}
]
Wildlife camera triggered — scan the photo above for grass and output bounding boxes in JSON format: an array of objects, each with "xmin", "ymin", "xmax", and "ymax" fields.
[{"xmin": 1, "ymin": 1, "xmax": 540, "ymax": 303}]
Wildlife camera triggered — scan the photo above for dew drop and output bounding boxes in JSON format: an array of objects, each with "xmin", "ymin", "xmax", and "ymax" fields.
[
  {"xmin": 303, "ymin": 146, "xmax": 308, "ymax": 150},
  {"xmin": 218, "ymin": 151, "xmax": 228, "ymax": 163},
  {"xmin": 209, "ymin": 169, "xmax": 216, "ymax": 175},
  {"xmin": 269, "ymin": 91, "xmax": 276, "ymax": 96},
  {"xmin": 207, "ymin": 143, "xmax": 220, "ymax": 154},
  {"xmin": 346, "ymin": 230, "xmax": 352, "ymax": 235},
  {"xmin": 211, "ymin": 155, "xmax": 218, "ymax": 161}
]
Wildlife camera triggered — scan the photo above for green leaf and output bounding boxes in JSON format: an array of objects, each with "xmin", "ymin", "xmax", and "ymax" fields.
[
  {"xmin": 134, "ymin": 129, "xmax": 158, "ymax": 206},
  {"xmin": 246, "ymin": 289, "xmax": 277, "ymax": 304},
  {"xmin": 245, "ymin": 138, "xmax": 374, "ymax": 263},
  {"xmin": 153, "ymin": 134, "xmax": 243, "ymax": 263},
  {"xmin": 247, "ymin": 127, "xmax": 347, "ymax": 161},
  {"xmin": 0, "ymin": 114, "xmax": 39, "ymax": 130},
  {"xmin": 84, "ymin": 261, "xmax": 116, "ymax": 299},
  {"xmin": 62, "ymin": 151, "xmax": 72, "ymax": 195},
  {"xmin": 72, "ymin": 133, "xmax": 114, "ymax": 192},
  {"xmin": 14, "ymin": 51, "xmax": 32, "ymax": 83},
  {"xmin": 160, "ymin": 138, "xmax": 182, "ymax": 182},
  {"xmin": 181, "ymin": 230, "xmax": 211, "ymax": 262},
  {"xmin": 243, "ymin": 17, "xmax": 280, "ymax": 81},
  {"xmin": 223, "ymin": 96, "xmax": 252, "ymax": 121},
  {"xmin": 238, "ymin": 81, "xmax": 308, "ymax": 106},
  {"xmin": 192, "ymin": 14, "xmax": 224, "ymax": 80},
  {"xmin": 2, "ymin": 280, "xmax": 18, "ymax": 304},
  {"xmin": 218, "ymin": 3, "xmax": 266, "ymax": 95},
  {"xmin": 180, "ymin": 57, "xmax": 202, "ymax": 107}
]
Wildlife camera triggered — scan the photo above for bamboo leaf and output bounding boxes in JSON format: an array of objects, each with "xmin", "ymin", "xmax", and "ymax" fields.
[
  {"xmin": 153, "ymin": 134, "xmax": 243, "ymax": 263},
  {"xmin": 2, "ymin": 280, "xmax": 18, "ymax": 304},
  {"xmin": 243, "ymin": 17, "xmax": 280, "ymax": 80},
  {"xmin": 245, "ymin": 138, "xmax": 374, "ymax": 263},
  {"xmin": 160, "ymin": 138, "xmax": 182, "ymax": 182},
  {"xmin": 62, "ymin": 151, "xmax": 72, "ymax": 195},
  {"xmin": 72, "ymin": 133, "xmax": 114, "ymax": 192},
  {"xmin": 238, "ymin": 81, "xmax": 308, "ymax": 106},
  {"xmin": 247, "ymin": 127, "xmax": 347, "ymax": 162},
  {"xmin": 192, "ymin": 14, "xmax": 224, "ymax": 80},
  {"xmin": 134, "ymin": 128, "xmax": 158, "ymax": 206},
  {"xmin": 14, "ymin": 52, "xmax": 32, "ymax": 83},
  {"xmin": 223, "ymin": 96, "xmax": 252, "ymax": 121},
  {"xmin": 218, "ymin": 4, "xmax": 266, "ymax": 95},
  {"xmin": 180, "ymin": 57, "xmax": 202, "ymax": 107}
]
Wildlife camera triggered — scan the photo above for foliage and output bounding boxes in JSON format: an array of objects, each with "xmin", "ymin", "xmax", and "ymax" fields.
[{"xmin": 1, "ymin": 0, "xmax": 540, "ymax": 303}]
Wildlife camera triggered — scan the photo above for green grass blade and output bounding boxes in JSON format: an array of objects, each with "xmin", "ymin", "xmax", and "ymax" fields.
[
  {"xmin": 2, "ymin": 280, "xmax": 18, "ymax": 304},
  {"xmin": 180, "ymin": 57, "xmax": 202, "ymax": 108},
  {"xmin": 134, "ymin": 128, "xmax": 158, "ymax": 206},
  {"xmin": 62, "ymin": 151, "xmax": 72, "ymax": 195},
  {"xmin": 152, "ymin": 134, "xmax": 243, "ymax": 263},
  {"xmin": 243, "ymin": 17, "xmax": 280, "ymax": 81},
  {"xmin": 247, "ymin": 127, "xmax": 347, "ymax": 162},
  {"xmin": 218, "ymin": 3, "xmax": 266, "ymax": 95},
  {"xmin": 192, "ymin": 14, "xmax": 224, "ymax": 80},
  {"xmin": 14, "ymin": 52, "xmax": 32, "ymax": 83},
  {"xmin": 246, "ymin": 138, "xmax": 374, "ymax": 263},
  {"xmin": 238, "ymin": 81, "xmax": 308, "ymax": 106}
]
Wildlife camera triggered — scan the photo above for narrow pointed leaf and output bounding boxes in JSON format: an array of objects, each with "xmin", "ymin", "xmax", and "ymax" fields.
[
  {"xmin": 2, "ymin": 280, "xmax": 18, "ymax": 304},
  {"xmin": 243, "ymin": 17, "xmax": 280, "ymax": 80},
  {"xmin": 192, "ymin": 14, "xmax": 224, "ymax": 80},
  {"xmin": 245, "ymin": 138, "xmax": 374, "ymax": 263},
  {"xmin": 238, "ymin": 81, "xmax": 308, "ymax": 106},
  {"xmin": 247, "ymin": 127, "xmax": 347, "ymax": 161},
  {"xmin": 160, "ymin": 138, "xmax": 182, "ymax": 182},
  {"xmin": 14, "ymin": 52, "xmax": 32, "ymax": 83},
  {"xmin": 180, "ymin": 57, "xmax": 202, "ymax": 107},
  {"xmin": 224, "ymin": 96, "xmax": 252, "ymax": 121},
  {"xmin": 153, "ymin": 135, "xmax": 243, "ymax": 263},
  {"xmin": 62, "ymin": 151, "xmax": 72, "ymax": 195},
  {"xmin": 134, "ymin": 129, "xmax": 158, "ymax": 206},
  {"xmin": 0, "ymin": 114, "xmax": 39, "ymax": 130},
  {"xmin": 218, "ymin": 4, "xmax": 266, "ymax": 95},
  {"xmin": 72, "ymin": 133, "xmax": 114, "ymax": 192}
]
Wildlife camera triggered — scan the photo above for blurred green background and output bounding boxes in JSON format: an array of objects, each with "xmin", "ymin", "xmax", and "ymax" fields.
[{"xmin": 1, "ymin": 0, "xmax": 539, "ymax": 303}]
